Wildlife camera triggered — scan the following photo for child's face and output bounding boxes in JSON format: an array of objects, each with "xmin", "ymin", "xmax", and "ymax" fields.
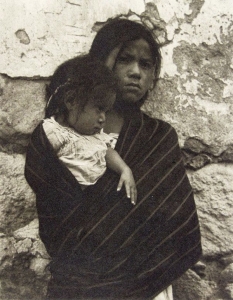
[{"xmin": 67, "ymin": 92, "xmax": 116, "ymax": 135}]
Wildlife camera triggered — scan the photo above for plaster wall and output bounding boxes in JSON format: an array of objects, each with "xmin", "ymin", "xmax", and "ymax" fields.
[{"xmin": 0, "ymin": 0, "xmax": 233, "ymax": 299}]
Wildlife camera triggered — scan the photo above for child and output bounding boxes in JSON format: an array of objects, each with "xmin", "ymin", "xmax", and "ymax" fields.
[{"xmin": 43, "ymin": 55, "xmax": 137, "ymax": 204}]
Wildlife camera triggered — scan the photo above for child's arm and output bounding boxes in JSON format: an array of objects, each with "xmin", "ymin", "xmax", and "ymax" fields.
[{"xmin": 105, "ymin": 148, "xmax": 137, "ymax": 205}]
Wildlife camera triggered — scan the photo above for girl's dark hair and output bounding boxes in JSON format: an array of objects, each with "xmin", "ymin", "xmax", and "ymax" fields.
[
  {"xmin": 90, "ymin": 18, "xmax": 161, "ymax": 89},
  {"xmin": 45, "ymin": 55, "xmax": 117, "ymax": 118}
]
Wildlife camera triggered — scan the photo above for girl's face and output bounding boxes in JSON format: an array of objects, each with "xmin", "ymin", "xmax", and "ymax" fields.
[
  {"xmin": 113, "ymin": 38, "xmax": 155, "ymax": 104},
  {"xmin": 66, "ymin": 92, "xmax": 116, "ymax": 135}
]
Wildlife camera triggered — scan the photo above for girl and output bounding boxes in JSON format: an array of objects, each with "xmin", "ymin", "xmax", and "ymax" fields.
[
  {"xmin": 43, "ymin": 55, "xmax": 137, "ymax": 204},
  {"xmin": 25, "ymin": 19, "xmax": 202, "ymax": 300}
]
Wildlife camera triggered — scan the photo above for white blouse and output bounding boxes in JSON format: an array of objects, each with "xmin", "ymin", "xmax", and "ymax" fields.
[{"xmin": 42, "ymin": 116, "xmax": 118, "ymax": 186}]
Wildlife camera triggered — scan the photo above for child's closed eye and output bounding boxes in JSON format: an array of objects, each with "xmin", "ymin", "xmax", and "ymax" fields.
[{"xmin": 117, "ymin": 55, "xmax": 133, "ymax": 63}]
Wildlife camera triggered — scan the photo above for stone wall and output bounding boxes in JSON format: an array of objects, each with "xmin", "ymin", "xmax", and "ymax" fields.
[{"xmin": 0, "ymin": 0, "xmax": 232, "ymax": 299}]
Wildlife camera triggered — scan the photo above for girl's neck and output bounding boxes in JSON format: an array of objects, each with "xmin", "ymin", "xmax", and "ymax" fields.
[
  {"xmin": 104, "ymin": 109, "xmax": 124, "ymax": 134},
  {"xmin": 114, "ymin": 99, "xmax": 141, "ymax": 116},
  {"xmin": 103, "ymin": 101, "xmax": 141, "ymax": 134}
]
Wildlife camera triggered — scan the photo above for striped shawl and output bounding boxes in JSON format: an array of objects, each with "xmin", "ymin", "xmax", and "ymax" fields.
[{"xmin": 25, "ymin": 109, "xmax": 202, "ymax": 299}]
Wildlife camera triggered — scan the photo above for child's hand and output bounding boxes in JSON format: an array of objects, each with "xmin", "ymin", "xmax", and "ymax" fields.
[{"xmin": 117, "ymin": 167, "xmax": 137, "ymax": 205}]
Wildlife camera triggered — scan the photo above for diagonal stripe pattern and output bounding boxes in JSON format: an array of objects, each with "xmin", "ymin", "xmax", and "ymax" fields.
[{"xmin": 25, "ymin": 109, "xmax": 202, "ymax": 299}]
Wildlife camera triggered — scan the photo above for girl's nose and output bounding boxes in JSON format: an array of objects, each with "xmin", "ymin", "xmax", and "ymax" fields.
[{"xmin": 128, "ymin": 62, "xmax": 141, "ymax": 79}]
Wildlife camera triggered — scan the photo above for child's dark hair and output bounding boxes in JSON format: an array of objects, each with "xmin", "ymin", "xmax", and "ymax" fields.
[{"xmin": 45, "ymin": 55, "xmax": 117, "ymax": 118}]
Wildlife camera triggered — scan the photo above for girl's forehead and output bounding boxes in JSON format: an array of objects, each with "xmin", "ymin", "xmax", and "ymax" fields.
[{"xmin": 120, "ymin": 39, "xmax": 153, "ymax": 59}]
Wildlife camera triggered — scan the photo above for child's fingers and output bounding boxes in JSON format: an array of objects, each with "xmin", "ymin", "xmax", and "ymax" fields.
[
  {"xmin": 125, "ymin": 183, "xmax": 137, "ymax": 205},
  {"xmin": 118, "ymin": 178, "xmax": 137, "ymax": 206},
  {"xmin": 130, "ymin": 186, "xmax": 137, "ymax": 205},
  {"xmin": 117, "ymin": 178, "xmax": 124, "ymax": 192},
  {"xmin": 125, "ymin": 183, "xmax": 131, "ymax": 199}
]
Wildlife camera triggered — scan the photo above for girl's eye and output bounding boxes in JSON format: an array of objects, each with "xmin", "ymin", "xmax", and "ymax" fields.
[{"xmin": 140, "ymin": 60, "xmax": 154, "ymax": 70}]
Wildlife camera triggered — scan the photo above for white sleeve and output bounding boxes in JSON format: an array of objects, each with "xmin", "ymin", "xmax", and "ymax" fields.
[{"xmin": 42, "ymin": 119, "xmax": 66, "ymax": 152}]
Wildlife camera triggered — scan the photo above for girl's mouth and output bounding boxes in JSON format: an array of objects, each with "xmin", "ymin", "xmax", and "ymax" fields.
[
  {"xmin": 124, "ymin": 84, "xmax": 141, "ymax": 93},
  {"xmin": 126, "ymin": 83, "xmax": 141, "ymax": 89}
]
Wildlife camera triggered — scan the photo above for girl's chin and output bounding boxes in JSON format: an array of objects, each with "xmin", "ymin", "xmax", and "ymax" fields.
[{"xmin": 118, "ymin": 93, "xmax": 142, "ymax": 104}]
